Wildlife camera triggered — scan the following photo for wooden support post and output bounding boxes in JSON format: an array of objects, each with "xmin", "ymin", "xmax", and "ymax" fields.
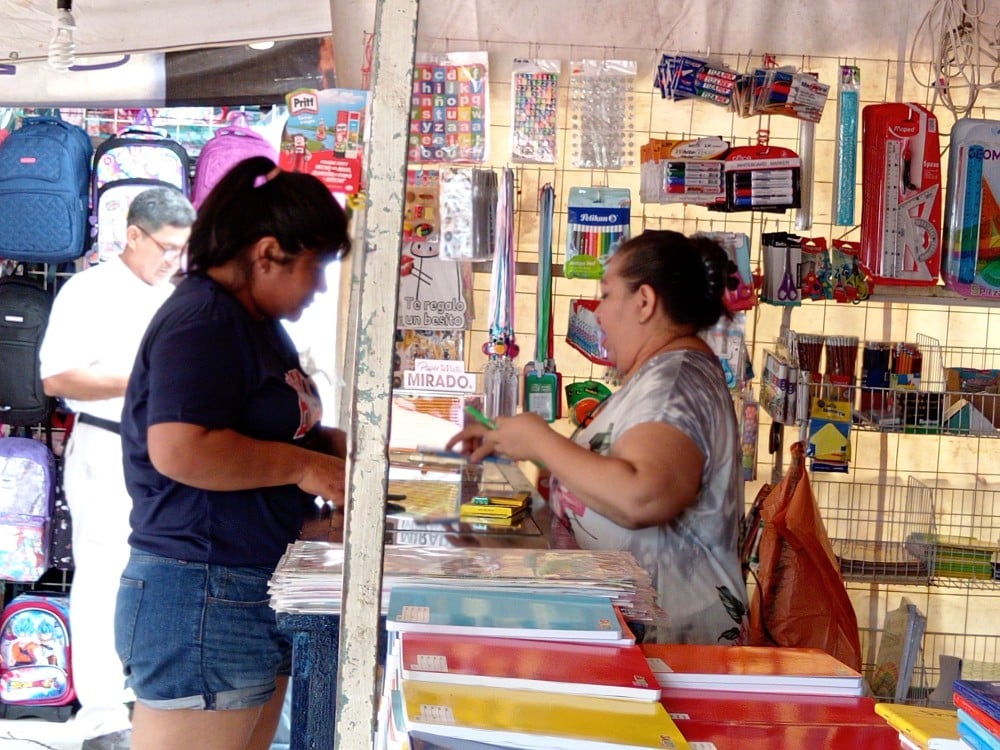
[{"xmin": 331, "ymin": 0, "xmax": 418, "ymax": 747}]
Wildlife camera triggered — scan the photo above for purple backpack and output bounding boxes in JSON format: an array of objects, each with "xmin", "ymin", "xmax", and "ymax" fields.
[
  {"xmin": 192, "ymin": 112, "xmax": 279, "ymax": 208},
  {"xmin": 0, "ymin": 437, "xmax": 55, "ymax": 583}
]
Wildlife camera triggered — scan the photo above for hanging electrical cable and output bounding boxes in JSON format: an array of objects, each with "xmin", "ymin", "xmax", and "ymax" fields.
[{"xmin": 909, "ymin": 0, "xmax": 1000, "ymax": 117}]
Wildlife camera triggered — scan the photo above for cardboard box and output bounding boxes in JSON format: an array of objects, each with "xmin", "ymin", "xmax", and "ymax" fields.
[{"xmin": 945, "ymin": 367, "xmax": 1000, "ymax": 429}]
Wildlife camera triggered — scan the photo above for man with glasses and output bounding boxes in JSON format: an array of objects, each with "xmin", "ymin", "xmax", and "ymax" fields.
[{"xmin": 39, "ymin": 187, "xmax": 196, "ymax": 750}]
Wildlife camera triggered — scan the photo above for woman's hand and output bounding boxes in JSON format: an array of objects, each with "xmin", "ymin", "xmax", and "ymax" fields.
[{"xmin": 446, "ymin": 413, "xmax": 553, "ymax": 464}]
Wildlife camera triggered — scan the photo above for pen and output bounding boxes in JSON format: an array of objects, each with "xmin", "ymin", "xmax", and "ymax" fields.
[
  {"xmin": 463, "ymin": 406, "xmax": 546, "ymax": 470},
  {"xmin": 464, "ymin": 405, "xmax": 497, "ymax": 430}
]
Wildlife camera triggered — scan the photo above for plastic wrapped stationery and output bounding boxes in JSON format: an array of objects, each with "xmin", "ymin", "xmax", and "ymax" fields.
[{"xmin": 942, "ymin": 118, "xmax": 1000, "ymax": 297}]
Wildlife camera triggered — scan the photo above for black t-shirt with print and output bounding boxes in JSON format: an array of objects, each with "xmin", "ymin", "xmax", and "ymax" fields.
[{"xmin": 122, "ymin": 274, "xmax": 321, "ymax": 567}]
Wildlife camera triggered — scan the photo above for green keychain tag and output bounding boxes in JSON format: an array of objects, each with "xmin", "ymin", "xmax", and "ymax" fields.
[{"xmin": 524, "ymin": 365, "xmax": 560, "ymax": 423}]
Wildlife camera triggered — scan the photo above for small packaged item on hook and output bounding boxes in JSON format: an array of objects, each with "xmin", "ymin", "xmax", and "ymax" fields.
[
  {"xmin": 830, "ymin": 240, "xmax": 873, "ymax": 303},
  {"xmin": 566, "ymin": 299, "xmax": 613, "ymax": 366},
  {"xmin": 438, "ymin": 168, "xmax": 497, "ymax": 261},
  {"xmin": 695, "ymin": 231, "xmax": 755, "ymax": 311},
  {"xmin": 569, "ymin": 59, "xmax": 636, "ymax": 170},
  {"xmin": 798, "ymin": 237, "xmax": 832, "ymax": 301},
  {"xmin": 859, "ymin": 103, "xmax": 941, "ymax": 286},
  {"xmin": 510, "ymin": 58, "xmax": 560, "ymax": 164},
  {"xmin": 639, "ymin": 136, "xmax": 728, "ymax": 206},
  {"xmin": 654, "ymin": 54, "xmax": 739, "ymax": 108},
  {"xmin": 715, "ymin": 142, "xmax": 801, "ymax": 213},
  {"xmin": 761, "ymin": 232, "xmax": 802, "ymax": 306},
  {"xmin": 565, "ymin": 187, "xmax": 631, "ymax": 279}
]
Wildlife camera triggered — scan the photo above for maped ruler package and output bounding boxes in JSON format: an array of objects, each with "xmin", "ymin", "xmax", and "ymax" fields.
[
  {"xmin": 860, "ymin": 103, "xmax": 942, "ymax": 286},
  {"xmin": 942, "ymin": 119, "xmax": 1000, "ymax": 298}
]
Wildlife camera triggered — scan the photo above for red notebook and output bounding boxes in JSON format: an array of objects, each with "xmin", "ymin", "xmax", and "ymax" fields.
[
  {"xmin": 955, "ymin": 692, "xmax": 1000, "ymax": 738},
  {"xmin": 674, "ymin": 718, "xmax": 902, "ymax": 749},
  {"xmin": 660, "ymin": 687, "xmax": 886, "ymax": 727},
  {"xmin": 399, "ymin": 632, "xmax": 660, "ymax": 701},
  {"xmin": 642, "ymin": 643, "xmax": 864, "ymax": 696}
]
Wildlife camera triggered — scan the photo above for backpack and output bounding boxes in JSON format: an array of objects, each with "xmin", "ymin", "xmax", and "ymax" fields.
[
  {"xmin": 0, "ymin": 275, "xmax": 54, "ymax": 427},
  {"xmin": 0, "ymin": 116, "xmax": 93, "ymax": 264},
  {"xmin": 192, "ymin": 111, "xmax": 279, "ymax": 208},
  {"xmin": 0, "ymin": 436, "xmax": 55, "ymax": 583},
  {"xmin": 89, "ymin": 110, "xmax": 191, "ymax": 265},
  {"xmin": 0, "ymin": 592, "xmax": 74, "ymax": 709}
]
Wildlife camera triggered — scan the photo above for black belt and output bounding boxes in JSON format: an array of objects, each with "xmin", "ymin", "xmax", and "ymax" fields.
[{"xmin": 77, "ymin": 413, "xmax": 121, "ymax": 435}]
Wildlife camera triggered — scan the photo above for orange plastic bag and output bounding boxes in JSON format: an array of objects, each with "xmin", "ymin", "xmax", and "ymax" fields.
[{"xmin": 747, "ymin": 442, "xmax": 862, "ymax": 671}]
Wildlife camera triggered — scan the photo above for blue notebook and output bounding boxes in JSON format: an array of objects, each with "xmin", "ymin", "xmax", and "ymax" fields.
[
  {"xmin": 958, "ymin": 710, "xmax": 1000, "ymax": 750},
  {"xmin": 955, "ymin": 680, "xmax": 1000, "ymax": 720},
  {"xmin": 385, "ymin": 585, "xmax": 623, "ymax": 642}
]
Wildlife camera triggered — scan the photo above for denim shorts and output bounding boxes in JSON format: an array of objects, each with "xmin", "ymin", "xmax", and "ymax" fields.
[{"xmin": 115, "ymin": 549, "xmax": 291, "ymax": 710}]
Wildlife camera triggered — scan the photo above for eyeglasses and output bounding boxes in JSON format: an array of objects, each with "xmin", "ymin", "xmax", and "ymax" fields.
[{"xmin": 136, "ymin": 225, "xmax": 186, "ymax": 261}]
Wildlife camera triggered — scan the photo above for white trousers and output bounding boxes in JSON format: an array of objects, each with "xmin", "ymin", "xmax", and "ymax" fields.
[{"xmin": 62, "ymin": 421, "xmax": 133, "ymax": 739}]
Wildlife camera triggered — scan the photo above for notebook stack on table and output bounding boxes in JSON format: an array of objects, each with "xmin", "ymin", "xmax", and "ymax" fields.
[
  {"xmin": 378, "ymin": 584, "xmax": 685, "ymax": 750},
  {"xmin": 643, "ymin": 644, "xmax": 900, "ymax": 749}
]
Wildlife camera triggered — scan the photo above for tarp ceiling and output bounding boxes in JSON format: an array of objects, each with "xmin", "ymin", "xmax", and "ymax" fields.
[{"xmin": 3, "ymin": 0, "xmax": 999, "ymax": 92}]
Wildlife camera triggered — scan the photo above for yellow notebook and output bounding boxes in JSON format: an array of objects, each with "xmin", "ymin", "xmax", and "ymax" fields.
[
  {"xmin": 874, "ymin": 703, "xmax": 959, "ymax": 748},
  {"xmin": 402, "ymin": 679, "xmax": 689, "ymax": 749}
]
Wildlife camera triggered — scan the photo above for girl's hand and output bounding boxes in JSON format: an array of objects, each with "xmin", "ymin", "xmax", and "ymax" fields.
[{"xmin": 298, "ymin": 452, "xmax": 347, "ymax": 507}]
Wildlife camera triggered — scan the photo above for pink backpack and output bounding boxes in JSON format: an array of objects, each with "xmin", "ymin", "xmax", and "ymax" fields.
[{"xmin": 192, "ymin": 112, "xmax": 279, "ymax": 208}]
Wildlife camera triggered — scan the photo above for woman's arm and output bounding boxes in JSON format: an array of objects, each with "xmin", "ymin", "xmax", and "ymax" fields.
[
  {"xmin": 452, "ymin": 413, "xmax": 704, "ymax": 530},
  {"xmin": 148, "ymin": 422, "xmax": 346, "ymax": 505}
]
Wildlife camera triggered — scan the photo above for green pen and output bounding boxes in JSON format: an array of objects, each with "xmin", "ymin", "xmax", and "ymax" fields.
[
  {"xmin": 464, "ymin": 405, "xmax": 497, "ymax": 430},
  {"xmin": 464, "ymin": 405, "xmax": 546, "ymax": 470}
]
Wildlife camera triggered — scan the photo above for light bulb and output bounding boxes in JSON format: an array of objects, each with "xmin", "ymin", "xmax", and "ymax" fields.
[{"xmin": 47, "ymin": 0, "xmax": 76, "ymax": 73}]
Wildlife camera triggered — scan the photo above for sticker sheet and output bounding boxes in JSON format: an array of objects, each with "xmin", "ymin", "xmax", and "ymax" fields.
[{"xmin": 409, "ymin": 51, "xmax": 490, "ymax": 164}]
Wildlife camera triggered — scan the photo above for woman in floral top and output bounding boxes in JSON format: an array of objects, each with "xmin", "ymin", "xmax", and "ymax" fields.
[{"xmin": 448, "ymin": 230, "xmax": 748, "ymax": 644}]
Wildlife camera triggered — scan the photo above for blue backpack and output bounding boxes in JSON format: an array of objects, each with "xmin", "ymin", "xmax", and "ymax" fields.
[{"xmin": 0, "ymin": 116, "xmax": 93, "ymax": 264}]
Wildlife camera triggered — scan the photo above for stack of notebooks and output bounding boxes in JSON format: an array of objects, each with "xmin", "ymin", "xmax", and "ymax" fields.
[
  {"xmin": 874, "ymin": 703, "xmax": 963, "ymax": 749},
  {"xmin": 377, "ymin": 583, "xmax": 686, "ymax": 750},
  {"xmin": 458, "ymin": 492, "xmax": 530, "ymax": 526},
  {"xmin": 642, "ymin": 643, "xmax": 865, "ymax": 697},
  {"xmin": 645, "ymin": 645, "xmax": 901, "ymax": 749},
  {"xmin": 268, "ymin": 541, "xmax": 662, "ymax": 622},
  {"xmin": 953, "ymin": 679, "xmax": 1000, "ymax": 750}
]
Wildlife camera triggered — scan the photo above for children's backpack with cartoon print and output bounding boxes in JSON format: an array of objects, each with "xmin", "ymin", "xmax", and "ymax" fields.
[
  {"xmin": 192, "ymin": 111, "xmax": 278, "ymax": 209},
  {"xmin": 0, "ymin": 436, "xmax": 55, "ymax": 583},
  {"xmin": 89, "ymin": 109, "xmax": 190, "ymax": 265},
  {"xmin": 0, "ymin": 592, "xmax": 75, "ymax": 716}
]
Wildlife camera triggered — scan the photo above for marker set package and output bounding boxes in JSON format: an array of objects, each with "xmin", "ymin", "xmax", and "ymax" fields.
[
  {"xmin": 711, "ymin": 144, "xmax": 801, "ymax": 213},
  {"xmin": 638, "ymin": 136, "xmax": 729, "ymax": 206},
  {"xmin": 942, "ymin": 118, "xmax": 1000, "ymax": 297},
  {"xmin": 564, "ymin": 187, "xmax": 631, "ymax": 279},
  {"xmin": 860, "ymin": 103, "xmax": 942, "ymax": 286},
  {"xmin": 654, "ymin": 54, "xmax": 739, "ymax": 108}
]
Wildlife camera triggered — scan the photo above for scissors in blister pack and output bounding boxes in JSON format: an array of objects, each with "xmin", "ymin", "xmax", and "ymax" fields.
[{"xmin": 776, "ymin": 242, "xmax": 799, "ymax": 301}]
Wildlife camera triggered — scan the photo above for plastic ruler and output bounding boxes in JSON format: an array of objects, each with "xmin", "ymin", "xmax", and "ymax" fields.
[
  {"xmin": 833, "ymin": 71, "xmax": 859, "ymax": 226},
  {"xmin": 882, "ymin": 139, "xmax": 903, "ymax": 278},
  {"xmin": 959, "ymin": 143, "xmax": 984, "ymax": 283}
]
